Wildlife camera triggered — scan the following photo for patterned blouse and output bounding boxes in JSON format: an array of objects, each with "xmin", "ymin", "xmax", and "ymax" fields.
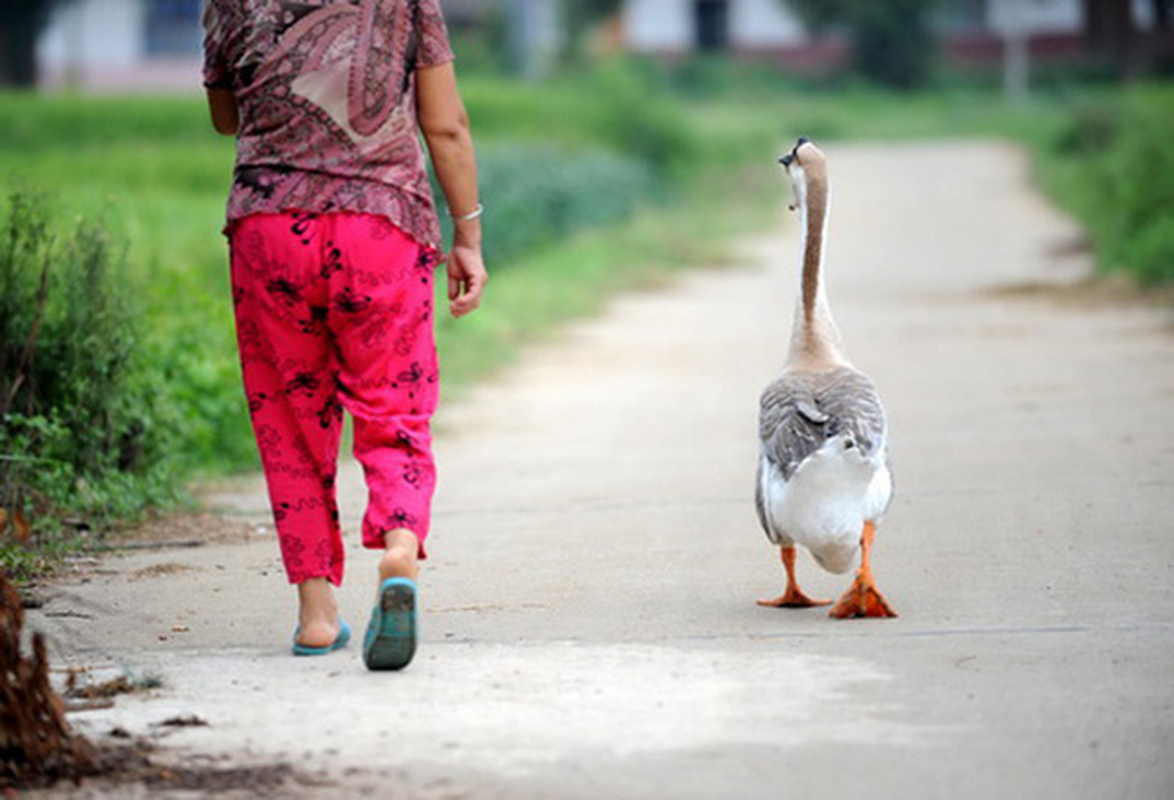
[{"xmin": 202, "ymin": 0, "xmax": 454, "ymax": 251}]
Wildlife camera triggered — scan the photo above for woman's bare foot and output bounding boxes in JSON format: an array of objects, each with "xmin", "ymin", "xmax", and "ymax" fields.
[
  {"xmin": 379, "ymin": 528, "xmax": 420, "ymax": 583},
  {"xmin": 296, "ymin": 578, "xmax": 342, "ymax": 648}
]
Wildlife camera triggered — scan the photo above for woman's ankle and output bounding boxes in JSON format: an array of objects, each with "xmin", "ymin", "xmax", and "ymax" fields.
[
  {"xmin": 379, "ymin": 529, "xmax": 420, "ymax": 582},
  {"xmin": 295, "ymin": 578, "xmax": 340, "ymax": 645}
]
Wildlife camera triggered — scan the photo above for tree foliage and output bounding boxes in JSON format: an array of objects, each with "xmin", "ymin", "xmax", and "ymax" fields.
[{"xmin": 782, "ymin": 0, "xmax": 940, "ymax": 89}]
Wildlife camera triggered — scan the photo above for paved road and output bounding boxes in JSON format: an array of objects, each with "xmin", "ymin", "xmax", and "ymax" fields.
[{"xmin": 29, "ymin": 141, "xmax": 1174, "ymax": 799}]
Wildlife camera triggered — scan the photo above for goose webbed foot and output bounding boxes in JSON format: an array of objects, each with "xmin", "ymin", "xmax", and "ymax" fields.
[
  {"xmin": 758, "ymin": 545, "xmax": 831, "ymax": 608},
  {"xmin": 828, "ymin": 521, "xmax": 898, "ymax": 619},
  {"xmin": 758, "ymin": 587, "xmax": 832, "ymax": 608},
  {"xmin": 828, "ymin": 574, "xmax": 897, "ymax": 618}
]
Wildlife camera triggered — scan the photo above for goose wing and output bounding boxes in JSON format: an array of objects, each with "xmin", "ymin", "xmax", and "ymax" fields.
[
  {"xmin": 758, "ymin": 366, "xmax": 887, "ymax": 480},
  {"xmin": 755, "ymin": 372, "xmax": 829, "ymax": 542}
]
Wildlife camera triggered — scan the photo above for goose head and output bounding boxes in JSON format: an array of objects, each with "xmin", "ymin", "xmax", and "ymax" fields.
[
  {"xmin": 778, "ymin": 137, "xmax": 827, "ymax": 211},
  {"xmin": 778, "ymin": 136, "xmax": 826, "ymax": 171}
]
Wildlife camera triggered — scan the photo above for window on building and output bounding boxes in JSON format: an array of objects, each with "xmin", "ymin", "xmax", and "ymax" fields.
[
  {"xmin": 695, "ymin": 0, "xmax": 730, "ymax": 51},
  {"xmin": 144, "ymin": 0, "xmax": 202, "ymax": 56}
]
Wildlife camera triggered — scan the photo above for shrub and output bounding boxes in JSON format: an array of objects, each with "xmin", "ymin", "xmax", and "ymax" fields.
[
  {"xmin": 0, "ymin": 189, "xmax": 177, "ymax": 554},
  {"xmin": 1055, "ymin": 86, "xmax": 1174, "ymax": 285},
  {"xmin": 1121, "ymin": 221, "xmax": 1174, "ymax": 285},
  {"xmin": 1054, "ymin": 97, "xmax": 1121, "ymax": 156},
  {"xmin": 1101, "ymin": 90, "xmax": 1174, "ymax": 284}
]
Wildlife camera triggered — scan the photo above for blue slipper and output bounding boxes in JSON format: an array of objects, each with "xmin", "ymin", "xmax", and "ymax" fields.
[
  {"xmin": 363, "ymin": 578, "xmax": 417, "ymax": 671},
  {"xmin": 292, "ymin": 619, "xmax": 351, "ymax": 656}
]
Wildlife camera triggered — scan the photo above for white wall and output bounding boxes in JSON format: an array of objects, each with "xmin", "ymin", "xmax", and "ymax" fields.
[
  {"xmin": 36, "ymin": 0, "xmax": 218, "ymax": 92},
  {"xmin": 730, "ymin": 0, "xmax": 807, "ymax": 47},
  {"xmin": 622, "ymin": 0, "xmax": 693, "ymax": 51},
  {"xmin": 622, "ymin": 0, "xmax": 1132, "ymax": 54},
  {"xmin": 623, "ymin": 0, "xmax": 807, "ymax": 51},
  {"xmin": 987, "ymin": 0, "xmax": 1082, "ymax": 35},
  {"xmin": 987, "ymin": 0, "xmax": 1162, "ymax": 37},
  {"xmin": 39, "ymin": 0, "xmax": 146, "ymax": 72}
]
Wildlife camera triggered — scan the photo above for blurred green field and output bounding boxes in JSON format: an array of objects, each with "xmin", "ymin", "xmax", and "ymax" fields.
[
  {"xmin": 1, "ymin": 62, "xmax": 1170, "ymax": 562},
  {"xmin": 0, "ymin": 65, "xmax": 770, "ymax": 483}
]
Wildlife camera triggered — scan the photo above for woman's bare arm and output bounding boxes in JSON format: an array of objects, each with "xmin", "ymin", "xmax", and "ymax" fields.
[
  {"xmin": 416, "ymin": 61, "xmax": 486, "ymax": 317},
  {"xmin": 206, "ymin": 88, "xmax": 239, "ymax": 136}
]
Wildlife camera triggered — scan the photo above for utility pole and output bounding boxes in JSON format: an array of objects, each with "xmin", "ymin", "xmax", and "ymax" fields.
[
  {"xmin": 994, "ymin": 0, "xmax": 1030, "ymax": 104},
  {"xmin": 65, "ymin": 0, "xmax": 85, "ymax": 90}
]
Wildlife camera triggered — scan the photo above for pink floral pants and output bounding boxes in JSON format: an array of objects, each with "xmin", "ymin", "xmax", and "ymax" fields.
[{"xmin": 229, "ymin": 213, "xmax": 439, "ymax": 586}]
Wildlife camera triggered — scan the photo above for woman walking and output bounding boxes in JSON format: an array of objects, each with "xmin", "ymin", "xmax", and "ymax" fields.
[{"xmin": 202, "ymin": 0, "xmax": 486, "ymax": 670}]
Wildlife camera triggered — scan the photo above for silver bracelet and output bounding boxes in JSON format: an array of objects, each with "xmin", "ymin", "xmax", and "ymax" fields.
[{"xmin": 450, "ymin": 202, "xmax": 484, "ymax": 222}]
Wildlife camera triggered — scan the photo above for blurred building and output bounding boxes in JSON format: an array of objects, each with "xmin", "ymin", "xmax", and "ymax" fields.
[
  {"xmin": 38, "ymin": 0, "xmax": 203, "ymax": 92},
  {"xmin": 620, "ymin": 0, "xmax": 1165, "ymax": 72},
  {"xmin": 35, "ymin": 0, "xmax": 557, "ymax": 92},
  {"xmin": 35, "ymin": 0, "xmax": 1170, "ymax": 91}
]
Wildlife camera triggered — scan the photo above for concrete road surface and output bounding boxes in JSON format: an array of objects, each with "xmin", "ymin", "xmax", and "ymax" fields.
[{"xmin": 27, "ymin": 141, "xmax": 1174, "ymax": 799}]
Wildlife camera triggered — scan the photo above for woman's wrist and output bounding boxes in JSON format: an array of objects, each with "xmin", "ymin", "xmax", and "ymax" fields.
[
  {"xmin": 450, "ymin": 200, "xmax": 482, "ymax": 248},
  {"xmin": 449, "ymin": 202, "xmax": 483, "ymax": 222},
  {"xmin": 452, "ymin": 221, "xmax": 482, "ymax": 249}
]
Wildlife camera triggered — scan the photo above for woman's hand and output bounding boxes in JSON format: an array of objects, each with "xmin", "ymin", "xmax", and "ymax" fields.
[{"xmin": 446, "ymin": 232, "xmax": 487, "ymax": 318}]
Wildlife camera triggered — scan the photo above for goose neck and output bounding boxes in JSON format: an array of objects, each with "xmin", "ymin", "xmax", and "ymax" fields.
[{"xmin": 799, "ymin": 166, "xmax": 829, "ymax": 325}]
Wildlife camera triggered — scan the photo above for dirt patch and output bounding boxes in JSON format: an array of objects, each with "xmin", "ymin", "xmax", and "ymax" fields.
[
  {"xmin": 984, "ymin": 273, "xmax": 1174, "ymax": 313},
  {"xmin": 127, "ymin": 758, "xmax": 302, "ymax": 794},
  {"xmin": 11, "ymin": 512, "xmax": 255, "ymax": 599},
  {"xmin": 20, "ymin": 737, "xmax": 315, "ymax": 796},
  {"xmin": 62, "ymin": 669, "xmax": 162, "ymax": 705},
  {"xmin": 127, "ymin": 562, "xmax": 197, "ymax": 581},
  {"xmin": 107, "ymin": 512, "xmax": 259, "ymax": 549},
  {"xmin": 65, "ymin": 674, "xmax": 137, "ymax": 701}
]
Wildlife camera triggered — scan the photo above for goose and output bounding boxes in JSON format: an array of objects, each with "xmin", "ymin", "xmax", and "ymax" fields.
[{"xmin": 755, "ymin": 138, "xmax": 897, "ymax": 619}]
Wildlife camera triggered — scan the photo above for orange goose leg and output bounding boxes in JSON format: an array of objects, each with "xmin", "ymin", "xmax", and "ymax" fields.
[
  {"xmin": 758, "ymin": 545, "xmax": 831, "ymax": 608},
  {"xmin": 829, "ymin": 521, "xmax": 898, "ymax": 619}
]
